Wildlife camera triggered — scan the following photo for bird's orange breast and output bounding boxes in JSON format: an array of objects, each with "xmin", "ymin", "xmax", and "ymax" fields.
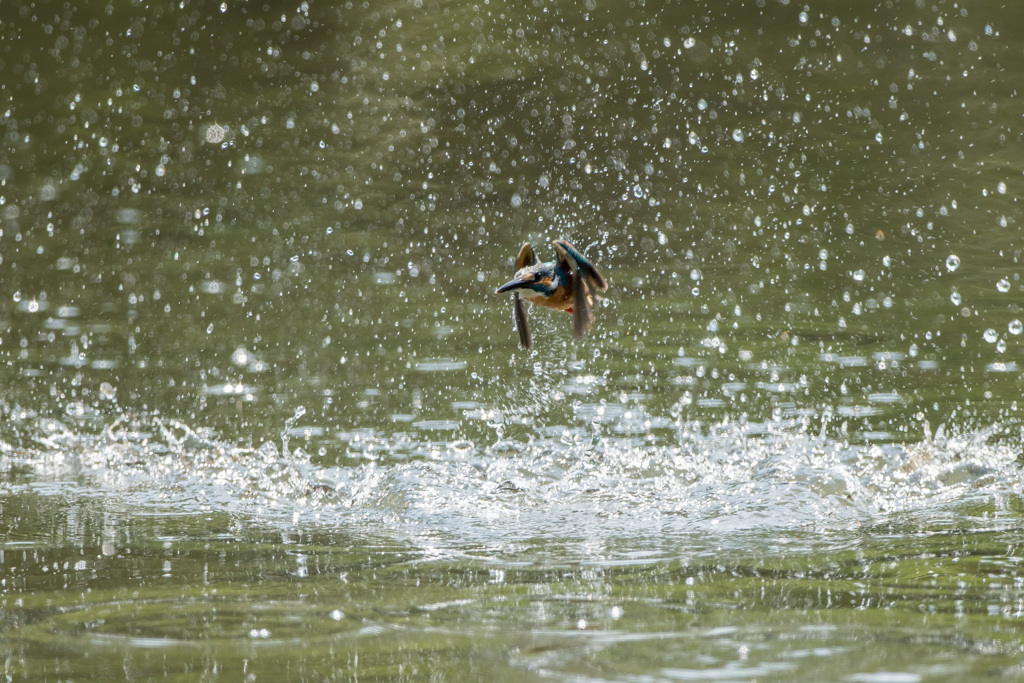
[{"xmin": 530, "ymin": 282, "xmax": 574, "ymax": 311}]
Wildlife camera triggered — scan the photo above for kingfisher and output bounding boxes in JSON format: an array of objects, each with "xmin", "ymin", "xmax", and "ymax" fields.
[{"xmin": 495, "ymin": 239, "xmax": 608, "ymax": 349}]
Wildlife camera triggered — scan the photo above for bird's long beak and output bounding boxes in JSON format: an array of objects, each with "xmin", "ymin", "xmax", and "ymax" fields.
[{"xmin": 495, "ymin": 278, "xmax": 529, "ymax": 294}]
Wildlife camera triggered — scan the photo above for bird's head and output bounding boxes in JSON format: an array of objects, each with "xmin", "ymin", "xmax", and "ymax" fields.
[{"xmin": 495, "ymin": 265, "xmax": 557, "ymax": 300}]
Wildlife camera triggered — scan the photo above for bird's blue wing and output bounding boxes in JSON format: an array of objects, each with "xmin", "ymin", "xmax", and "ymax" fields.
[
  {"xmin": 514, "ymin": 242, "xmax": 539, "ymax": 272},
  {"xmin": 552, "ymin": 239, "xmax": 607, "ymax": 293},
  {"xmin": 552, "ymin": 239, "xmax": 599, "ymax": 338}
]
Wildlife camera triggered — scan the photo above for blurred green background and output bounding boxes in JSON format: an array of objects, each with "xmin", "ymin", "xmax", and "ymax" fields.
[{"xmin": 3, "ymin": 0, "xmax": 1023, "ymax": 444}]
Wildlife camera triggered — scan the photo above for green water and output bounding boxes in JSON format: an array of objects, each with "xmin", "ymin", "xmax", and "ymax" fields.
[{"xmin": 3, "ymin": 0, "xmax": 1024, "ymax": 680}]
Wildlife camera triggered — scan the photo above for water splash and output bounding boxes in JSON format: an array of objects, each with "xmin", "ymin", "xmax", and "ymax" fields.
[
  {"xmin": 281, "ymin": 405, "xmax": 307, "ymax": 457},
  {"xmin": 2, "ymin": 411, "xmax": 1019, "ymax": 552}
]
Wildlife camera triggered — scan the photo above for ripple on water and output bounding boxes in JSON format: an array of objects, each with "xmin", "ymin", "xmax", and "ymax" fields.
[
  {"xmin": 412, "ymin": 420, "xmax": 460, "ymax": 431},
  {"xmin": 451, "ymin": 401, "xmax": 482, "ymax": 410},
  {"xmin": 17, "ymin": 299, "xmax": 48, "ymax": 313},
  {"xmin": 415, "ymin": 359, "xmax": 467, "ymax": 372},
  {"xmin": 203, "ymin": 383, "xmax": 258, "ymax": 401},
  {"xmin": 986, "ymin": 361, "xmax": 1019, "ymax": 372},
  {"xmin": 835, "ymin": 405, "xmax": 882, "ymax": 417},
  {"xmin": 819, "ymin": 353, "xmax": 869, "ymax": 367}
]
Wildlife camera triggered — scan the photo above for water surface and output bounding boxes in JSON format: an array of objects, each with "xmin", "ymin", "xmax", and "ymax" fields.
[{"xmin": 2, "ymin": 0, "xmax": 1024, "ymax": 680}]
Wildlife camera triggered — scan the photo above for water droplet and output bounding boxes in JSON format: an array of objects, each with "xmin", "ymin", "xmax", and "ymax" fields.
[
  {"xmin": 945, "ymin": 254, "xmax": 960, "ymax": 272},
  {"xmin": 852, "ymin": 269, "xmax": 866, "ymax": 282},
  {"xmin": 997, "ymin": 277, "xmax": 1011, "ymax": 293},
  {"xmin": 998, "ymin": 181, "xmax": 1007, "ymax": 194},
  {"xmin": 732, "ymin": 128, "xmax": 745, "ymax": 142},
  {"xmin": 983, "ymin": 328, "xmax": 998, "ymax": 343},
  {"xmin": 950, "ymin": 290, "xmax": 961, "ymax": 305},
  {"xmin": 1009, "ymin": 319, "xmax": 1023, "ymax": 335},
  {"xmin": 683, "ymin": 37, "xmax": 695, "ymax": 49},
  {"xmin": 203, "ymin": 123, "xmax": 226, "ymax": 144},
  {"xmin": 206, "ymin": 323, "xmax": 214, "ymax": 334},
  {"xmin": 231, "ymin": 346, "xmax": 251, "ymax": 366},
  {"xmin": 99, "ymin": 382, "xmax": 117, "ymax": 401}
]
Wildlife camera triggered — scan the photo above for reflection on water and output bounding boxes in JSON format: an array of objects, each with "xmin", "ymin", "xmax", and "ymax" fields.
[{"xmin": 3, "ymin": 0, "xmax": 1024, "ymax": 679}]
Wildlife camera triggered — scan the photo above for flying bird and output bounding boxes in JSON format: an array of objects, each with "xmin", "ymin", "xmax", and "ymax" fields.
[{"xmin": 495, "ymin": 239, "xmax": 608, "ymax": 349}]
